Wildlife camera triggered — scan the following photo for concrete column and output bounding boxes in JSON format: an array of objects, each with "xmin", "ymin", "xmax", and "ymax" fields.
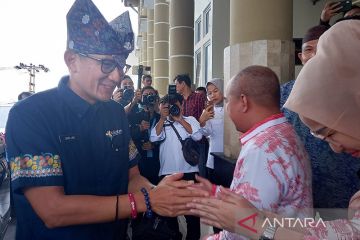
[
  {"xmin": 147, "ymin": 9, "xmax": 154, "ymax": 75},
  {"xmin": 230, "ymin": 0, "xmax": 292, "ymax": 44},
  {"xmin": 224, "ymin": 0, "xmax": 294, "ymax": 159},
  {"xmin": 153, "ymin": 0, "xmax": 169, "ymax": 96},
  {"xmin": 139, "ymin": 1, "xmax": 147, "ymax": 66},
  {"xmin": 141, "ymin": 34, "xmax": 148, "ymax": 67},
  {"xmin": 169, "ymin": 0, "xmax": 194, "ymax": 83}
]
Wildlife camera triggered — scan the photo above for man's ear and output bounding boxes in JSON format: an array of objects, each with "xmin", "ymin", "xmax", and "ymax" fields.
[
  {"xmin": 240, "ymin": 94, "xmax": 248, "ymax": 113},
  {"xmin": 298, "ymin": 52, "xmax": 305, "ymax": 65},
  {"xmin": 64, "ymin": 50, "xmax": 79, "ymax": 74}
]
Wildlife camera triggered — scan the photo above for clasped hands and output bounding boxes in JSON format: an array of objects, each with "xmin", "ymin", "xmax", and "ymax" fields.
[{"xmin": 148, "ymin": 173, "xmax": 264, "ymax": 238}]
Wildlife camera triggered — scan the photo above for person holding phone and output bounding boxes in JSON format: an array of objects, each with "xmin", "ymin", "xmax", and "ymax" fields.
[
  {"xmin": 199, "ymin": 79, "xmax": 224, "ymax": 183},
  {"xmin": 320, "ymin": 1, "xmax": 360, "ymax": 27}
]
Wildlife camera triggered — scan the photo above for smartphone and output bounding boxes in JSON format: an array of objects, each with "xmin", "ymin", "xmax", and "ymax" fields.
[
  {"xmin": 336, "ymin": 0, "xmax": 352, "ymax": 13},
  {"xmin": 205, "ymin": 100, "xmax": 214, "ymax": 112}
]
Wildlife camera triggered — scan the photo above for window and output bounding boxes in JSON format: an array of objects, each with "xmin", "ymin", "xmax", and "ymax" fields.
[
  {"xmin": 195, "ymin": 51, "xmax": 201, "ymax": 86},
  {"xmin": 195, "ymin": 17, "xmax": 201, "ymax": 43},
  {"xmin": 204, "ymin": 43, "xmax": 211, "ymax": 84},
  {"xmin": 204, "ymin": 5, "xmax": 211, "ymax": 36}
]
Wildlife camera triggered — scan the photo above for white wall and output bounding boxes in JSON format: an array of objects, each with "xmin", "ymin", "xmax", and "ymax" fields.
[{"xmin": 195, "ymin": 0, "xmax": 211, "ymax": 19}]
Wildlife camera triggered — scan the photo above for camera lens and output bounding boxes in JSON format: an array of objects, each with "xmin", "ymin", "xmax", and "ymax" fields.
[
  {"xmin": 141, "ymin": 94, "xmax": 156, "ymax": 106},
  {"xmin": 169, "ymin": 104, "xmax": 180, "ymax": 116},
  {"xmin": 147, "ymin": 95, "xmax": 156, "ymax": 104}
]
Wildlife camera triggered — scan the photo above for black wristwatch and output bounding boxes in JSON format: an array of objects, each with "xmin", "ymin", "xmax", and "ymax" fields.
[{"xmin": 259, "ymin": 225, "xmax": 278, "ymax": 240}]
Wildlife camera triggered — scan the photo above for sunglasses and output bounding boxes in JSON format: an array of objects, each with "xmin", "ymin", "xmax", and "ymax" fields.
[{"xmin": 77, "ymin": 53, "xmax": 131, "ymax": 74}]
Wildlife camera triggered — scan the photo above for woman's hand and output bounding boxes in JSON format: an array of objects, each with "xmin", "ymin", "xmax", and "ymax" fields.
[
  {"xmin": 188, "ymin": 187, "xmax": 265, "ymax": 239},
  {"xmin": 199, "ymin": 105, "xmax": 214, "ymax": 127},
  {"xmin": 187, "ymin": 175, "xmax": 213, "ymax": 195}
]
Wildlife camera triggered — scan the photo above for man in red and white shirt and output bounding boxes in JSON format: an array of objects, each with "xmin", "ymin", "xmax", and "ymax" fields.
[{"xmin": 204, "ymin": 65, "xmax": 313, "ymax": 240}]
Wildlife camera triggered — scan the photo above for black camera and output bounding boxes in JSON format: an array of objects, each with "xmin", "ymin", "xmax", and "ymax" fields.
[
  {"xmin": 167, "ymin": 85, "xmax": 180, "ymax": 117},
  {"xmin": 169, "ymin": 104, "xmax": 180, "ymax": 117},
  {"xmin": 138, "ymin": 110, "xmax": 150, "ymax": 142},
  {"xmin": 141, "ymin": 94, "xmax": 157, "ymax": 106},
  {"xmin": 122, "ymin": 86, "xmax": 134, "ymax": 103}
]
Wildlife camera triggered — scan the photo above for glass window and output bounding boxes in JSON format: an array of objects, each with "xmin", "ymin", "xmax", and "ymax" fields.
[
  {"xmin": 204, "ymin": 5, "xmax": 211, "ymax": 35},
  {"xmin": 195, "ymin": 17, "xmax": 201, "ymax": 43},
  {"xmin": 195, "ymin": 51, "xmax": 201, "ymax": 86},
  {"xmin": 204, "ymin": 43, "xmax": 211, "ymax": 84}
]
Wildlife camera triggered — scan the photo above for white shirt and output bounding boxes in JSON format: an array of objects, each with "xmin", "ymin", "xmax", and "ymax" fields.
[
  {"xmin": 150, "ymin": 116, "xmax": 203, "ymax": 176},
  {"xmin": 199, "ymin": 106, "xmax": 224, "ymax": 169},
  {"xmin": 208, "ymin": 114, "xmax": 313, "ymax": 240}
]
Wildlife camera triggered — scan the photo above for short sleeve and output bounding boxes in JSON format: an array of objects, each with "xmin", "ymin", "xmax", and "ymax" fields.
[
  {"xmin": 5, "ymin": 106, "xmax": 64, "ymax": 193},
  {"xmin": 231, "ymin": 149, "xmax": 283, "ymax": 209}
]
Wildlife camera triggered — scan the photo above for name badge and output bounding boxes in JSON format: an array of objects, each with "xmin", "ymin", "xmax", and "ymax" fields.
[{"xmin": 59, "ymin": 135, "xmax": 77, "ymax": 143}]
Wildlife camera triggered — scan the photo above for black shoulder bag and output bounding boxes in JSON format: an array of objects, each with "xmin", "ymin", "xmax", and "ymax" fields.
[{"xmin": 168, "ymin": 122, "xmax": 201, "ymax": 166}]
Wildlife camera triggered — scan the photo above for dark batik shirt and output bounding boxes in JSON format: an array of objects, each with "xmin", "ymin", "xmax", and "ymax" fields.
[
  {"xmin": 281, "ymin": 80, "xmax": 360, "ymax": 210},
  {"xmin": 6, "ymin": 76, "xmax": 140, "ymax": 240}
]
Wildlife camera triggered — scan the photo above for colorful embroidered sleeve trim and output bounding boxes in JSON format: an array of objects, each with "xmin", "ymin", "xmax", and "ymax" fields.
[
  {"xmin": 129, "ymin": 140, "xmax": 140, "ymax": 162},
  {"xmin": 10, "ymin": 153, "xmax": 63, "ymax": 181}
]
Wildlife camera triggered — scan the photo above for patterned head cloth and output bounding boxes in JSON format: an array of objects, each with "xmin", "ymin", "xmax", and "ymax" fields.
[
  {"xmin": 285, "ymin": 19, "xmax": 360, "ymax": 140},
  {"xmin": 66, "ymin": 0, "xmax": 134, "ymax": 68}
]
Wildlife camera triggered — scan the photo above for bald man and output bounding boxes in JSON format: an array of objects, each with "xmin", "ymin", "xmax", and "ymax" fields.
[{"xmin": 203, "ymin": 66, "xmax": 313, "ymax": 240}]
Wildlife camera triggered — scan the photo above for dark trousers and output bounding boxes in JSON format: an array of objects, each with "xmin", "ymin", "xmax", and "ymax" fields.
[
  {"xmin": 207, "ymin": 168, "xmax": 222, "ymax": 234},
  {"xmin": 198, "ymin": 140, "xmax": 209, "ymax": 178},
  {"xmin": 138, "ymin": 156, "xmax": 160, "ymax": 185},
  {"xmin": 160, "ymin": 172, "xmax": 201, "ymax": 240}
]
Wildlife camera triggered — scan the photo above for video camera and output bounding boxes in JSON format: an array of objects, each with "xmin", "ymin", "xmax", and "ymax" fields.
[{"xmin": 167, "ymin": 85, "xmax": 180, "ymax": 117}]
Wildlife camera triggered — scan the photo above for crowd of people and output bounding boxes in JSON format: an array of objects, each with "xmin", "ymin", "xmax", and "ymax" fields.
[{"xmin": 2, "ymin": 0, "xmax": 360, "ymax": 239}]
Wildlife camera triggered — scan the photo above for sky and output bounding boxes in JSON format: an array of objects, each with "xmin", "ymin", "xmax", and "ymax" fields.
[{"xmin": 0, "ymin": 0, "xmax": 138, "ymax": 104}]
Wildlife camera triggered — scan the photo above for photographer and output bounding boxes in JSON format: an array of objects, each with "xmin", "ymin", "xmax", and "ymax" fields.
[
  {"xmin": 150, "ymin": 93, "xmax": 202, "ymax": 240},
  {"xmin": 129, "ymin": 86, "xmax": 160, "ymax": 185},
  {"xmin": 112, "ymin": 75, "xmax": 142, "ymax": 114}
]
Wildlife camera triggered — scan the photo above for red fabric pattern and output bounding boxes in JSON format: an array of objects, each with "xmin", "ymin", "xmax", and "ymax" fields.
[{"xmin": 183, "ymin": 92, "xmax": 206, "ymax": 120}]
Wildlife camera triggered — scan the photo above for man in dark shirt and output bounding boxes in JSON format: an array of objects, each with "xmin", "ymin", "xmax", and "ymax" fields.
[
  {"xmin": 128, "ymin": 86, "xmax": 161, "ymax": 185},
  {"xmin": 5, "ymin": 1, "xmax": 206, "ymax": 239},
  {"xmin": 281, "ymin": 24, "xmax": 360, "ymax": 218},
  {"xmin": 174, "ymin": 74, "xmax": 206, "ymax": 121}
]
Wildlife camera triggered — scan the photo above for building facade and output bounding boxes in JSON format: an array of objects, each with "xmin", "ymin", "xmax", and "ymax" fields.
[{"xmin": 123, "ymin": 0, "xmax": 332, "ymax": 158}]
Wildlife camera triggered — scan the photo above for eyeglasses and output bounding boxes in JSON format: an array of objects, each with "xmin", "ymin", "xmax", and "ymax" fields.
[
  {"xmin": 77, "ymin": 53, "xmax": 131, "ymax": 74},
  {"xmin": 310, "ymin": 127, "xmax": 335, "ymax": 140}
]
